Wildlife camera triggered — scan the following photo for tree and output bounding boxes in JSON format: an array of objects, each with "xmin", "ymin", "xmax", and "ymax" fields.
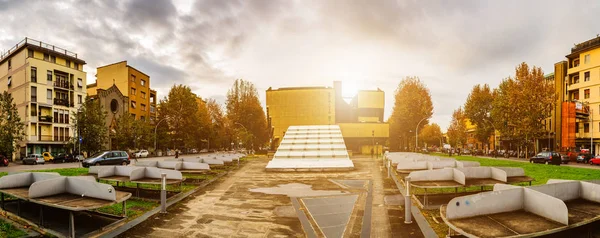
[
  {"xmin": 194, "ymin": 97, "xmax": 213, "ymax": 150},
  {"xmin": 226, "ymin": 79, "xmax": 268, "ymax": 150},
  {"xmin": 389, "ymin": 77, "xmax": 434, "ymax": 151},
  {"xmin": 491, "ymin": 62, "xmax": 555, "ymax": 155},
  {"xmin": 206, "ymin": 98, "xmax": 230, "ymax": 150},
  {"xmin": 447, "ymin": 107, "xmax": 467, "ymax": 148},
  {"xmin": 112, "ymin": 114, "xmax": 153, "ymax": 150},
  {"xmin": 78, "ymin": 97, "xmax": 108, "ymax": 155},
  {"xmin": 464, "ymin": 84, "xmax": 495, "ymax": 150},
  {"xmin": 418, "ymin": 123, "xmax": 443, "ymax": 148},
  {"xmin": 158, "ymin": 85, "xmax": 202, "ymax": 150},
  {"xmin": 0, "ymin": 92, "xmax": 25, "ymax": 159}
]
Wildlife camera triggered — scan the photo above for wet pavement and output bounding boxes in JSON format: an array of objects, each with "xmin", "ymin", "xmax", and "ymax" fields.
[{"xmin": 119, "ymin": 156, "xmax": 418, "ymax": 237}]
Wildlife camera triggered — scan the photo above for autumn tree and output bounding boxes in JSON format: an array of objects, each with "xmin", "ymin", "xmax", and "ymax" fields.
[
  {"xmin": 206, "ymin": 98, "xmax": 230, "ymax": 150},
  {"xmin": 418, "ymin": 123, "xmax": 443, "ymax": 147},
  {"xmin": 389, "ymin": 77, "xmax": 434, "ymax": 151},
  {"xmin": 491, "ymin": 62, "xmax": 555, "ymax": 155},
  {"xmin": 194, "ymin": 97, "xmax": 213, "ymax": 150},
  {"xmin": 158, "ymin": 85, "xmax": 202, "ymax": 150},
  {"xmin": 0, "ymin": 92, "xmax": 25, "ymax": 159},
  {"xmin": 112, "ymin": 114, "xmax": 153, "ymax": 150},
  {"xmin": 464, "ymin": 84, "xmax": 495, "ymax": 150},
  {"xmin": 226, "ymin": 79, "xmax": 268, "ymax": 150},
  {"xmin": 447, "ymin": 107, "xmax": 467, "ymax": 148},
  {"xmin": 77, "ymin": 96, "xmax": 108, "ymax": 154}
]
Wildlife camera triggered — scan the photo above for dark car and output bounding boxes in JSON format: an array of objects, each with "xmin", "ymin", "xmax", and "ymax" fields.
[
  {"xmin": 576, "ymin": 153, "xmax": 592, "ymax": 163},
  {"xmin": 82, "ymin": 151, "xmax": 130, "ymax": 168},
  {"xmin": 54, "ymin": 153, "xmax": 75, "ymax": 163},
  {"xmin": 560, "ymin": 154, "xmax": 570, "ymax": 164},
  {"xmin": 530, "ymin": 152, "xmax": 561, "ymax": 165}
]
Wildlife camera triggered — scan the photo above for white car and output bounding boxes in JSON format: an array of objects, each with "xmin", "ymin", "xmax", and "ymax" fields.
[{"xmin": 134, "ymin": 150, "xmax": 149, "ymax": 158}]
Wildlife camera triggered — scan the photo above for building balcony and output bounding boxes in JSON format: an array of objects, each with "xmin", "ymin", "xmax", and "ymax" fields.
[
  {"xmin": 39, "ymin": 115, "xmax": 53, "ymax": 123},
  {"xmin": 54, "ymin": 98, "xmax": 73, "ymax": 107},
  {"xmin": 54, "ymin": 81, "xmax": 74, "ymax": 90},
  {"xmin": 54, "ymin": 136, "xmax": 70, "ymax": 142},
  {"xmin": 39, "ymin": 135, "xmax": 53, "ymax": 141}
]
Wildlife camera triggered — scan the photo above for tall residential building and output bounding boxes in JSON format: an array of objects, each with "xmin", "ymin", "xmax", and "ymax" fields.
[
  {"xmin": 0, "ymin": 38, "xmax": 87, "ymax": 159},
  {"xmin": 266, "ymin": 81, "xmax": 389, "ymax": 154},
  {"xmin": 551, "ymin": 35, "xmax": 600, "ymax": 153},
  {"xmin": 87, "ymin": 61, "xmax": 157, "ymax": 122}
]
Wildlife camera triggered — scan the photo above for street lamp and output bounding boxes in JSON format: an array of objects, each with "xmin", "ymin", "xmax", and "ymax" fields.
[
  {"xmin": 234, "ymin": 122, "xmax": 254, "ymax": 152},
  {"xmin": 415, "ymin": 117, "xmax": 428, "ymax": 152},
  {"xmin": 154, "ymin": 117, "xmax": 169, "ymax": 153},
  {"xmin": 77, "ymin": 107, "xmax": 83, "ymax": 157}
]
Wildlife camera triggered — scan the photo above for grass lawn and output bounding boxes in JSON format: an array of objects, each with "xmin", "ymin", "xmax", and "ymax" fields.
[
  {"xmin": 0, "ymin": 218, "xmax": 28, "ymax": 238},
  {"xmin": 96, "ymin": 198, "xmax": 158, "ymax": 218}
]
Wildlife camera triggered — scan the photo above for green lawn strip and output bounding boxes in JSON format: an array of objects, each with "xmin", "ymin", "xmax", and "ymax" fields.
[
  {"xmin": 99, "ymin": 180, "xmax": 196, "ymax": 192},
  {"xmin": 0, "ymin": 172, "xmax": 6, "ymax": 178},
  {"xmin": 95, "ymin": 198, "xmax": 158, "ymax": 219},
  {"xmin": 0, "ymin": 218, "xmax": 28, "ymax": 238},
  {"xmin": 31, "ymin": 167, "xmax": 89, "ymax": 176}
]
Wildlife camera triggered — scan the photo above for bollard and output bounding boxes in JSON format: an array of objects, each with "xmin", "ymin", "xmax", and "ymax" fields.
[
  {"xmin": 404, "ymin": 176, "xmax": 413, "ymax": 224},
  {"xmin": 387, "ymin": 160, "xmax": 391, "ymax": 178},
  {"xmin": 160, "ymin": 173, "xmax": 167, "ymax": 213}
]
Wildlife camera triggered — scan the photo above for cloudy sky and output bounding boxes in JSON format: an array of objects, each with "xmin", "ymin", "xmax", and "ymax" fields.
[{"xmin": 1, "ymin": 0, "xmax": 599, "ymax": 131}]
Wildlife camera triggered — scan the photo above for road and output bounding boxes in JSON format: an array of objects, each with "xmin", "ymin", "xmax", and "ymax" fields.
[{"xmin": 0, "ymin": 154, "xmax": 196, "ymax": 173}]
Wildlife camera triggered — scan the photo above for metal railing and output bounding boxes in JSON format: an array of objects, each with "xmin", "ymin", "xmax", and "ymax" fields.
[
  {"xmin": 54, "ymin": 98, "xmax": 73, "ymax": 107},
  {"xmin": 0, "ymin": 37, "xmax": 79, "ymax": 62},
  {"xmin": 54, "ymin": 81, "xmax": 74, "ymax": 90},
  {"xmin": 38, "ymin": 116, "xmax": 53, "ymax": 123},
  {"xmin": 572, "ymin": 36, "xmax": 600, "ymax": 53}
]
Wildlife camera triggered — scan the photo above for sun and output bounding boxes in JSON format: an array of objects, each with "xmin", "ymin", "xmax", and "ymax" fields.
[{"xmin": 342, "ymin": 80, "xmax": 359, "ymax": 98}]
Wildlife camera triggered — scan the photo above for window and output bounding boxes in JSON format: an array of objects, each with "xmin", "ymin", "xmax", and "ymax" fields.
[
  {"xmin": 131, "ymin": 75, "xmax": 136, "ymax": 83},
  {"xmin": 573, "ymin": 58, "xmax": 580, "ymax": 67},
  {"xmin": 131, "ymin": 113, "xmax": 136, "ymax": 119},
  {"xmin": 585, "ymin": 123, "xmax": 590, "ymax": 133},
  {"xmin": 31, "ymin": 86, "xmax": 37, "ymax": 102},
  {"xmin": 44, "ymin": 53, "xmax": 49, "ymax": 61},
  {"xmin": 54, "ymin": 109, "xmax": 58, "ymax": 123},
  {"xmin": 131, "ymin": 88, "xmax": 136, "ymax": 95},
  {"xmin": 585, "ymin": 54, "xmax": 591, "ymax": 64},
  {"xmin": 585, "ymin": 72, "xmax": 590, "ymax": 82},
  {"xmin": 131, "ymin": 101, "xmax": 136, "ymax": 109},
  {"xmin": 141, "ymin": 79, "xmax": 146, "ymax": 86},
  {"xmin": 141, "ymin": 91, "xmax": 146, "ymax": 99},
  {"xmin": 31, "ymin": 104, "xmax": 37, "ymax": 116},
  {"xmin": 31, "ymin": 67, "xmax": 37, "ymax": 82},
  {"xmin": 141, "ymin": 116, "xmax": 145, "ymax": 121},
  {"xmin": 78, "ymin": 95, "xmax": 82, "ymax": 104},
  {"xmin": 77, "ymin": 78, "xmax": 82, "ymax": 88},
  {"xmin": 573, "ymin": 75, "xmax": 580, "ymax": 84},
  {"xmin": 59, "ymin": 110, "xmax": 64, "ymax": 123},
  {"xmin": 7, "ymin": 76, "xmax": 11, "ymax": 87},
  {"xmin": 7, "ymin": 58, "xmax": 11, "ymax": 70},
  {"xmin": 573, "ymin": 91, "xmax": 579, "ymax": 100},
  {"xmin": 47, "ymin": 70, "xmax": 52, "ymax": 81},
  {"xmin": 585, "ymin": 89, "xmax": 590, "ymax": 99},
  {"xmin": 65, "ymin": 111, "xmax": 69, "ymax": 124},
  {"xmin": 50, "ymin": 55, "xmax": 56, "ymax": 63},
  {"xmin": 74, "ymin": 63, "xmax": 79, "ymax": 70},
  {"xmin": 66, "ymin": 60, "xmax": 70, "ymax": 68},
  {"xmin": 28, "ymin": 49, "xmax": 34, "ymax": 58},
  {"xmin": 47, "ymin": 89, "xmax": 52, "ymax": 100},
  {"xmin": 141, "ymin": 104, "xmax": 146, "ymax": 111}
]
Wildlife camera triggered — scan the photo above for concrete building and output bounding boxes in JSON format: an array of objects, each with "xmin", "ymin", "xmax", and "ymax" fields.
[
  {"xmin": 0, "ymin": 38, "xmax": 87, "ymax": 159},
  {"xmin": 550, "ymin": 35, "xmax": 600, "ymax": 153},
  {"xmin": 87, "ymin": 61, "xmax": 157, "ymax": 122},
  {"xmin": 266, "ymin": 81, "xmax": 389, "ymax": 154}
]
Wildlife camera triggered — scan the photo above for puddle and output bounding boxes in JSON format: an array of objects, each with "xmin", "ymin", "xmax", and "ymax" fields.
[{"xmin": 249, "ymin": 183, "xmax": 346, "ymax": 197}]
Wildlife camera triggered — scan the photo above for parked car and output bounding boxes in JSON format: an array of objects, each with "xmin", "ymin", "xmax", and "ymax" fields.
[
  {"xmin": 529, "ymin": 152, "xmax": 561, "ymax": 165},
  {"xmin": 577, "ymin": 155, "xmax": 592, "ymax": 163},
  {"xmin": 23, "ymin": 154, "xmax": 45, "ymax": 165},
  {"xmin": 134, "ymin": 150, "xmax": 149, "ymax": 158},
  {"xmin": 590, "ymin": 156, "xmax": 600, "ymax": 165},
  {"xmin": 560, "ymin": 154, "xmax": 570, "ymax": 164},
  {"xmin": 462, "ymin": 149, "xmax": 471, "ymax": 155},
  {"xmin": 74, "ymin": 153, "xmax": 85, "ymax": 161},
  {"xmin": 42, "ymin": 152, "xmax": 54, "ymax": 162},
  {"xmin": 54, "ymin": 153, "xmax": 75, "ymax": 163},
  {"xmin": 0, "ymin": 155, "xmax": 9, "ymax": 166},
  {"xmin": 82, "ymin": 151, "xmax": 130, "ymax": 167}
]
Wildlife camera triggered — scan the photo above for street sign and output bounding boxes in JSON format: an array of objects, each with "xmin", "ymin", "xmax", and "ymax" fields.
[{"xmin": 79, "ymin": 137, "xmax": 83, "ymax": 143}]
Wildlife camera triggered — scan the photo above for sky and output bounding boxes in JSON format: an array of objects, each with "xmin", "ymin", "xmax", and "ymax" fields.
[{"xmin": 1, "ymin": 0, "xmax": 599, "ymax": 131}]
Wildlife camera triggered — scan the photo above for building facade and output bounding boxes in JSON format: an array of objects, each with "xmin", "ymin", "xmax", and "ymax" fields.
[
  {"xmin": 0, "ymin": 38, "xmax": 87, "ymax": 159},
  {"xmin": 266, "ymin": 81, "xmax": 389, "ymax": 154},
  {"xmin": 88, "ymin": 61, "xmax": 157, "ymax": 122},
  {"xmin": 549, "ymin": 36, "xmax": 600, "ymax": 154},
  {"xmin": 88, "ymin": 84, "xmax": 129, "ymax": 150}
]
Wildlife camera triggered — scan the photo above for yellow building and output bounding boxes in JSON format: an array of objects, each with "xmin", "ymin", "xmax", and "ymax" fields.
[
  {"xmin": 464, "ymin": 119, "xmax": 497, "ymax": 151},
  {"xmin": 0, "ymin": 38, "xmax": 87, "ymax": 159},
  {"xmin": 266, "ymin": 81, "xmax": 389, "ymax": 154},
  {"xmin": 550, "ymin": 35, "xmax": 600, "ymax": 153},
  {"xmin": 88, "ymin": 61, "xmax": 157, "ymax": 121}
]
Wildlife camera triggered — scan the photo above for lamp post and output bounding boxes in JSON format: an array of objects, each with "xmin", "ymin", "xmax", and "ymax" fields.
[
  {"xmin": 76, "ymin": 107, "xmax": 83, "ymax": 157},
  {"xmin": 154, "ymin": 117, "xmax": 169, "ymax": 153},
  {"xmin": 415, "ymin": 117, "xmax": 428, "ymax": 152},
  {"xmin": 234, "ymin": 122, "xmax": 254, "ymax": 153}
]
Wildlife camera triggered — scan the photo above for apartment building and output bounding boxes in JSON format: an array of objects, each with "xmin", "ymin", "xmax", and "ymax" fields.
[
  {"xmin": 0, "ymin": 38, "xmax": 87, "ymax": 159},
  {"xmin": 88, "ymin": 61, "xmax": 157, "ymax": 122}
]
